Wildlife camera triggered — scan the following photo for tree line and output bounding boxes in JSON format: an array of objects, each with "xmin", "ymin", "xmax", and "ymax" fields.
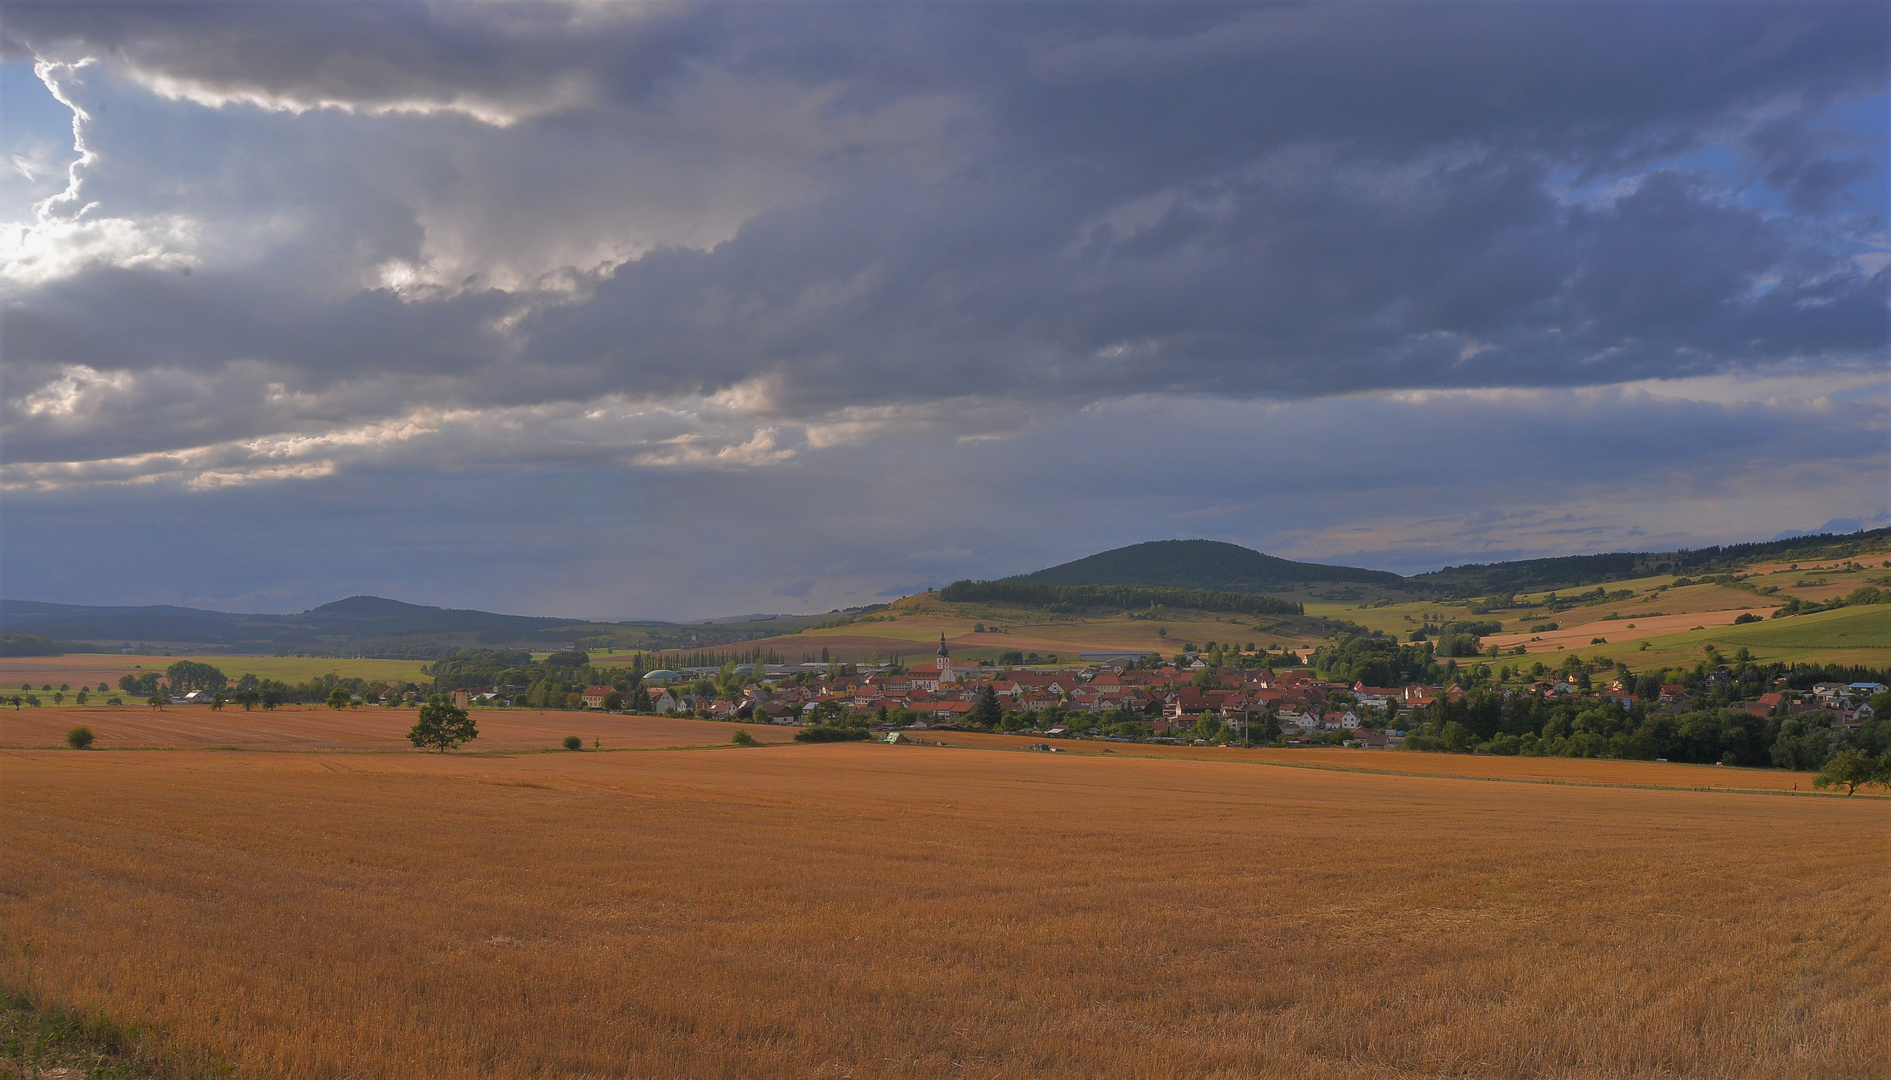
[{"xmin": 1402, "ymin": 688, "xmax": 1889, "ymax": 769}]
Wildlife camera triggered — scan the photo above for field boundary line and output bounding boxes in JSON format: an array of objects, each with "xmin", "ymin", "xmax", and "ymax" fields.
[
  {"xmin": 918, "ymin": 740, "xmax": 1885, "ymax": 800},
  {"xmin": 5, "ymin": 736, "xmax": 1884, "ymax": 800}
]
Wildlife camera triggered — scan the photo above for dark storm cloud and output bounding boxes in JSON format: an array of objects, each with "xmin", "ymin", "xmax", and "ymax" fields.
[
  {"xmin": 520, "ymin": 152, "xmax": 1882, "ymax": 414},
  {"xmin": 0, "ymin": 1, "xmax": 1883, "ymax": 481}
]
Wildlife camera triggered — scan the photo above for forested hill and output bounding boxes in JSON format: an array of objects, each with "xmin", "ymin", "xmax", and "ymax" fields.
[
  {"xmin": 1015, "ymin": 540, "xmax": 1407, "ymax": 592},
  {"xmin": 1412, "ymin": 527, "xmax": 1891, "ymax": 596},
  {"xmin": 1004, "ymin": 530, "xmax": 1891, "ymax": 601}
]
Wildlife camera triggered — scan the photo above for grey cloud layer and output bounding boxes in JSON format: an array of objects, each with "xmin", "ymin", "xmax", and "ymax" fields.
[
  {"xmin": 4, "ymin": 385, "xmax": 1882, "ymax": 618},
  {"xmin": 1, "ymin": 2, "xmax": 1884, "ymax": 482}
]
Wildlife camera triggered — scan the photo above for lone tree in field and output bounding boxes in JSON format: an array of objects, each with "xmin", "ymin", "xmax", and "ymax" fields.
[
  {"xmin": 165, "ymin": 660, "xmax": 228, "ymax": 693},
  {"xmin": 1813, "ymin": 750, "xmax": 1890, "ymax": 796},
  {"xmin": 65, "ymin": 726, "xmax": 95, "ymax": 750},
  {"xmin": 409, "ymin": 694, "xmax": 478, "ymax": 752}
]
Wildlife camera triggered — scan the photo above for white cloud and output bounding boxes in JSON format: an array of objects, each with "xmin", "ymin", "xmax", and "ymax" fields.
[
  {"xmin": 0, "ymin": 393, "xmax": 816, "ymax": 492},
  {"xmin": 122, "ymin": 66, "xmax": 599, "ymax": 129},
  {"xmin": 0, "ymin": 211, "xmax": 199, "ymax": 285},
  {"xmin": 632, "ymin": 426, "xmax": 795, "ymax": 468},
  {"xmin": 10, "ymin": 364, "xmax": 135, "ymax": 420},
  {"xmin": 0, "ymin": 57, "xmax": 201, "ymax": 286}
]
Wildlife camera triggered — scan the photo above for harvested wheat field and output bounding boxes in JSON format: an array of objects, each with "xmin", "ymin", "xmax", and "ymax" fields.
[
  {"xmin": 4, "ymin": 742, "xmax": 1888, "ymax": 1080},
  {"xmin": 0, "ymin": 704, "xmax": 795, "ymax": 751},
  {"xmin": 910, "ymin": 730, "xmax": 1860, "ymax": 794},
  {"xmin": 1482, "ymin": 606, "xmax": 1775, "ymax": 654}
]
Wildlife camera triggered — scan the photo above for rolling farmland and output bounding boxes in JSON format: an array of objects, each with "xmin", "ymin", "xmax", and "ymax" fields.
[
  {"xmin": 1585, "ymin": 605, "xmax": 1891, "ymax": 671},
  {"xmin": 4, "ymin": 731, "xmax": 1887, "ymax": 1079},
  {"xmin": 682, "ymin": 550, "xmax": 1891, "ymax": 669},
  {"xmin": 694, "ymin": 602, "xmax": 1278, "ymax": 665}
]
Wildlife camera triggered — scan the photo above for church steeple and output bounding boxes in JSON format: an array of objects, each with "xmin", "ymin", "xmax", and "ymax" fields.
[
  {"xmin": 936, "ymin": 632, "xmax": 956, "ymax": 684},
  {"xmin": 937, "ymin": 632, "xmax": 949, "ymax": 660}
]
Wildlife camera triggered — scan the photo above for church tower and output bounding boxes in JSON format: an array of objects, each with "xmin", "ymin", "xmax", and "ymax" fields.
[{"xmin": 936, "ymin": 632, "xmax": 955, "ymax": 684}]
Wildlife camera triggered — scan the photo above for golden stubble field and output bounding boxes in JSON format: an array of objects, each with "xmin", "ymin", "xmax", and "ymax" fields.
[
  {"xmin": 1480, "ymin": 606, "xmax": 1774, "ymax": 655},
  {"xmin": 4, "ymin": 739, "xmax": 1887, "ymax": 1079},
  {"xmin": 911, "ymin": 730, "xmax": 1857, "ymax": 794},
  {"xmin": 0, "ymin": 704, "xmax": 796, "ymax": 751}
]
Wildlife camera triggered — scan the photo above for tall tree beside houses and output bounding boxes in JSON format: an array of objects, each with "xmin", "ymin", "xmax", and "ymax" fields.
[{"xmin": 971, "ymin": 685, "xmax": 1004, "ymax": 729}]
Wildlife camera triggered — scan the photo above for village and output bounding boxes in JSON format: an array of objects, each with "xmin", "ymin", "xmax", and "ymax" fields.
[{"xmin": 436, "ymin": 634, "xmax": 1885, "ymax": 749}]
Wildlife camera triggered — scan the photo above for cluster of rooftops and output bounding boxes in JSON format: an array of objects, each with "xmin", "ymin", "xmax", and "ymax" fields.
[{"xmin": 578, "ymin": 636, "xmax": 1422, "ymax": 734}]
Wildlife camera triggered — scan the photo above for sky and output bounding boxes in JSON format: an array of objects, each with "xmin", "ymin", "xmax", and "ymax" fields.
[{"xmin": 0, "ymin": 1, "xmax": 1886, "ymax": 621}]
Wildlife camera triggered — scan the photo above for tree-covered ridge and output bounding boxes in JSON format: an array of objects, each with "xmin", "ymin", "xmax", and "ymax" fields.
[
  {"xmin": 1412, "ymin": 527, "xmax": 1891, "ymax": 597},
  {"xmin": 0, "ymin": 633, "xmax": 103, "ymax": 656},
  {"xmin": 1014, "ymin": 539, "xmax": 1405, "ymax": 592},
  {"xmin": 937, "ymin": 580, "xmax": 1303, "ymax": 617},
  {"xmin": 1005, "ymin": 531, "xmax": 1891, "ymax": 602}
]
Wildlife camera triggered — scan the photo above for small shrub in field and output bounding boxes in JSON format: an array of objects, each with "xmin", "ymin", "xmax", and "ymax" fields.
[
  {"xmin": 793, "ymin": 726, "xmax": 869, "ymax": 743},
  {"xmin": 66, "ymin": 726, "xmax": 95, "ymax": 750},
  {"xmin": 563, "ymin": 735, "xmax": 583, "ymax": 751},
  {"xmin": 732, "ymin": 728, "xmax": 757, "ymax": 746}
]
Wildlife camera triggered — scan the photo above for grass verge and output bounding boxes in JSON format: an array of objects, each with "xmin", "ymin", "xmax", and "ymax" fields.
[{"xmin": 0, "ymin": 986, "xmax": 214, "ymax": 1080}]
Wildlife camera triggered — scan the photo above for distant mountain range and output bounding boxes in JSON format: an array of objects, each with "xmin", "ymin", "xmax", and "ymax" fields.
[
  {"xmin": 0, "ymin": 595, "xmax": 590, "ymax": 653},
  {"xmin": 7, "ymin": 527, "xmax": 1886, "ymax": 654}
]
